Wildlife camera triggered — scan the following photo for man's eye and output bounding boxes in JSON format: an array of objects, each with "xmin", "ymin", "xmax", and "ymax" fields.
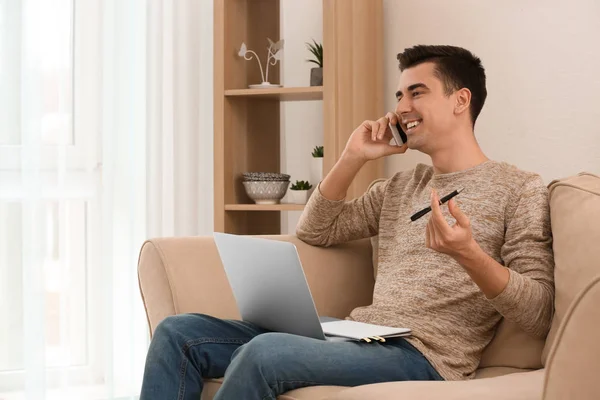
[{"xmin": 412, "ymin": 91, "xmax": 421, "ymax": 97}]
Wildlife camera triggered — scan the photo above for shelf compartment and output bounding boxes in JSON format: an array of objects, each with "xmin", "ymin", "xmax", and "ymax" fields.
[
  {"xmin": 224, "ymin": 86, "xmax": 323, "ymax": 101},
  {"xmin": 225, "ymin": 204, "xmax": 306, "ymax": 211}
]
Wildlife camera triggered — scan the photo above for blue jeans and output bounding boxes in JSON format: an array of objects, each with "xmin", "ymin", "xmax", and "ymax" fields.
[{"xmin": 140, "ymin": 313, "xmax": 443, "ymax": 400}]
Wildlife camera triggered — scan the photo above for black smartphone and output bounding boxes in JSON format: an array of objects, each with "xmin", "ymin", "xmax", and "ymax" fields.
[{"xmin": 388, "ymin": 121, "xmax": 407, "ymax": 146}]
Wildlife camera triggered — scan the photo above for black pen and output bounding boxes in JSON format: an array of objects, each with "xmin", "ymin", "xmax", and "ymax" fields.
[{"xmin": 410, "ymin": 188, "xmax": 465, "ymax": 222}]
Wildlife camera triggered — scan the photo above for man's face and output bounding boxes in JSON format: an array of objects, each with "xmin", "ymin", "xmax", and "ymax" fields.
[{"xmin": 394, "ymin": 62, "xmax": 459, "ymax": 153}]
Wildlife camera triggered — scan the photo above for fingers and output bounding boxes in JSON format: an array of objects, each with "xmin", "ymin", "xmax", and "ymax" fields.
[
  {"xmin": 430, "ymin": 189, "xmax": 452, "ymax": 235},
  {"xmin": 363, "ymin": 112, "xmax": 398, "ymax": 142},
  {"xmin": 373, "ymin": 118, "xmax": 389, "ymax": 141},
  {"xmin": 379, "ymin": 121, "xmax": 390, "ymax": 141},
  {"xmin": 376, "ymin": 113, "xmax": 399, "ymax": 141},
  {"xmin": 426, "ymin": 217, "xmax": 437, "ymax": 248},
  {"xmin": 384, "ymin": 112, "xmax": 400, "ymax": 143},
  {"xmin": 385, "ymin": 111, "xmax": 399, "ymax": 125},
  {"xmin": 367, "ymin": 113, "xmax": 401, "ymax": 142},
  {"xmin": 366, "ymin": 120, "xmax": 378, "ymax": 142},
  {"xmin": 367, "ymin": 120, "xmax": 385, "ymax": 142},
  {"xmin": 430, "ymin": 189, "xmax": 443, "ymax": 220},
  {"xmin": 448, "ymin": 199, "xmax": 470, "ymax": 228},
  {"xmin": 426, "ymin": 217, "xmax": 439, "ymax": 249}
]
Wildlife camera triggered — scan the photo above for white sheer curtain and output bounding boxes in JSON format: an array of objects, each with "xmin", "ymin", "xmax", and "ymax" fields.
[
  {"xmin": 147, "ymin": 0, "xmax": 214, "ymax": 238},
  {"xmin": 0, "ymin": 0, "xmax": 213, "ymax": 399}
]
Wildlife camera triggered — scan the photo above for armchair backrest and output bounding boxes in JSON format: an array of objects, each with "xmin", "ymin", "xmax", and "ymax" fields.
[{"xmin": 480, "ymin": 172, "xmax": 600, "ymax": 370}]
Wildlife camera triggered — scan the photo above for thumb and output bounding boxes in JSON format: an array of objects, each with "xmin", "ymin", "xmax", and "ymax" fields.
[{"xmin": 448, "ymin": 199, "xmax": 470, "ymax": 227}]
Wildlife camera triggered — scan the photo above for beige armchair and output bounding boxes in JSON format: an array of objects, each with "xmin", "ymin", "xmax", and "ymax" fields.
[{"xmin": 138, "ymin": 172, "xmax": 600, "ymax": 399}]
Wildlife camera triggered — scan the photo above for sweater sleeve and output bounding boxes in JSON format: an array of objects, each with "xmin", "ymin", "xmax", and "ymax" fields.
[
  {"xmin": 295, "ymin": 179, "xmax": 388, "ymax": 247},
  {"xmin": 487, "ymin": 175, "xmax": 555, "ymax": 338}
]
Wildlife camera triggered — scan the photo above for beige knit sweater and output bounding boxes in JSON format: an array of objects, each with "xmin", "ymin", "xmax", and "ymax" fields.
[{"xmin": 296, "ymin": 160, "xmax": 555, "ymax": 381}]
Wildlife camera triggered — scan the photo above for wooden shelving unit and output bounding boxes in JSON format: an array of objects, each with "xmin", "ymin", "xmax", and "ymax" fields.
[
  {"xmin": 214, "ymin": 0, "xmax": 384, "ymax": 235},
  {"xmin": 225, "ymin": 204, "xmax": 306, "ymax": 212},
  {"xmin": 225, "ymin": 86, "xmax": 323, "ymax": 101}
]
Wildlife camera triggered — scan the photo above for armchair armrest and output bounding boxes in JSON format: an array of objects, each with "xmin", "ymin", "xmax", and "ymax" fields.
[
  {"xmin": 137, "ymin": 235, "xmax": 375, "ymax": 336},
  {"xmin": 542, "ymin": 275, "xmax": 600, "ymax": 400}
]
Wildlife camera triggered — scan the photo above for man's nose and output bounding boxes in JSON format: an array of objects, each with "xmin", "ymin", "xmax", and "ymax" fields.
[{"xmin": 395, "ymin": 97, "xmax": 412, "ymax": 115}]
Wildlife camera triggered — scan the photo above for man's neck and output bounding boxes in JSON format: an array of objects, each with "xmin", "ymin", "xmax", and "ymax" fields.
[{"xmin": 429, "ymin": 134, "xmax": 489, "ymax": 175}]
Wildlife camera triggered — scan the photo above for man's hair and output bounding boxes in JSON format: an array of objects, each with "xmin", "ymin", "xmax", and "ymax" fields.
[{"xmin": 397, "ymin": 45, "xmax": 487, "ymax": 126}]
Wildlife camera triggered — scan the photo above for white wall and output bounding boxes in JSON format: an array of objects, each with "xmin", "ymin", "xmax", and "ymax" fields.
[
  {"xmin": 280, "ymin": 0, "xmax": 323, "ymax": 234},
  {"xmin": 383, "ymin": 0, "xmax": 600, "ymax": 182}
]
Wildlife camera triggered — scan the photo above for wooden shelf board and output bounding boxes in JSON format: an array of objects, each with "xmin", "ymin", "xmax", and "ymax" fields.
[
  {"xmin": 224, "ymin": 86, "xmax": 323, "ymax": 101},
  {"xmin": 225, "ymin": 203, "xmax": 306, "ymax": 211}
]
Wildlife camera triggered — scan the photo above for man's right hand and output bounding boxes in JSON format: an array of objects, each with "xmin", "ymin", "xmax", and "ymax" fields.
[
  {"xmin": 343, "ymin": 112, "xmax": 408, "ymax": 163},
  {"xmin": 317, "ymin": 112, "xmax": 408, "ymax": 201}
]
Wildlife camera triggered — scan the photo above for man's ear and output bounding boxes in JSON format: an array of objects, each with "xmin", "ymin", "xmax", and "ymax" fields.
[{"xmin": 454, "ymin": 88, "xmax": 471, "ymax": 115}]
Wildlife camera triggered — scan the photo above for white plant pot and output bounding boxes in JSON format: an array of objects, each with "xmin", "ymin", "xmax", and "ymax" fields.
[
  {"xmin": 310, "ymin": 157, "xmax": 323, "ymax": 186},
  {"xmin": 289, "ymin": 189, "xmax": 309, "ymax": 204}
]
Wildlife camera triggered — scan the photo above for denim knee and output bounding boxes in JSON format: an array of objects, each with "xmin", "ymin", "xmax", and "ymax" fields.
[
  {"xmin": 148, "ymin": 316, "xmax": 185, "ymax": 356},
  {"xmin": 152, "ymin": 314, "xmax": 214, "ymax": 350},
  {"xmin": 153, "ymin": 315, "xmax": 187, "ymax": 340},
  {"xmin": 231, "ymin": 332, "xmax": 296, "ymax": 368}
]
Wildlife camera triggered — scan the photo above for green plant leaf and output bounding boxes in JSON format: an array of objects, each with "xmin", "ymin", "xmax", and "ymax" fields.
[
  {"xmin": 307, "ymin": 46, "xmax": 319, "ymax": 58},
  {"xmin": 305, "ymin": 39, "xmax": 323, "ymax": 68},
  {"xmin": 290, "ymin": 179, "xmax": 313, "ymax": 190}
]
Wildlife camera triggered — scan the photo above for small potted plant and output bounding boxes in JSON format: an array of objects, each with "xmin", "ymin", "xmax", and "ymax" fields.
[
  {"xmin": 311, "ymin": 145, "xmax": 323, "ymax": 158},
  {"xmin": 310, "ymin": 145, "xmax": 323, "ymax": 188},
  {"xmin": 289, "ymin": 180, "xmax": 313, "ymax": 204},
  {"xmin": 305, "ymin": 39, "xmax": 323, "ymax": 86}
]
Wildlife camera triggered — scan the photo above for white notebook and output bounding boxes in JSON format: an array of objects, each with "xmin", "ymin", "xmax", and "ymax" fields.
[{"xmin": 321, "ymin": 320, "xmax": 411, "ymax": 342}]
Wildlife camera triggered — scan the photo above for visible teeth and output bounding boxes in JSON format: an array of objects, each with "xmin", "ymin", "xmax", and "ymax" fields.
[{"xmin": 407, "ymin": 121, "xmax": 421, "ymax": 129}]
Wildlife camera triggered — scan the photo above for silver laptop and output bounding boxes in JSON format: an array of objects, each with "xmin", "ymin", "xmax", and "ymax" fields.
[{"xmin": 213, "ymin": 232, "xmax": 344, "ymax": 341}]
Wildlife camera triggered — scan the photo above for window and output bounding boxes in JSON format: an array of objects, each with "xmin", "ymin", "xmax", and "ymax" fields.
[
  {"xmin": 0, "ymin": 0, "xmax": 92, "ymax": 170},
  {"xmin": 0, "ymin": 0, "xmax": 106, "ymax": 395}
]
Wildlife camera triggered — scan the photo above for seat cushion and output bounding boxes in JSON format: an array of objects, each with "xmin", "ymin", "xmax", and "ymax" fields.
[
  {"xmin": 200, "ymin": 379, "xmax": 348, "ymax": 400},
  {"xmin": 200, "ymin": 366, "xmax": 536, "ymax": 399},
  {"xmin": 478, "ymin": 318, "xmax": 545, "ymax": 370},
  {"xmin": 280, "ymin": 386, "xmax": 350, "ymax": 400},
  {"xmin": 542, "ymin": 172, "xmax": 600, "ymax": 364},
  {"xmin": 325, "ymin": 369, "xmax": 545, "ymax": 400},
  {"xmin": 474, "ymin": 366, "xmax": 537, "ymax": 379}
]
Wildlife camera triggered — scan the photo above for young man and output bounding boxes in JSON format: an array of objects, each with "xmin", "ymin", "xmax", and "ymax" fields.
[{"xmin": 140, "ymin": 45, "xmax": 555, "ymax": 399}]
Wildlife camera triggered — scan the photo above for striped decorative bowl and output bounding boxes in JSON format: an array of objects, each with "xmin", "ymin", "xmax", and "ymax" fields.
[
  {"xmin": 242, "ymin": 172, "xmax": 291, "ymax": 182},
  {"xmin": 242, "ymin": 181, "xmax": 290, "ymax": 204}
]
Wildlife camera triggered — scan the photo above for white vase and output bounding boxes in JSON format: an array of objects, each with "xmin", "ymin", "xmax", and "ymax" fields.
[
  {"xmin": 289, "ymin": 189, "xmax": 309, "ymax": 204},
  {"xmin": 310, "ymin": 157, "xmax": 323, "ymax": 186}
]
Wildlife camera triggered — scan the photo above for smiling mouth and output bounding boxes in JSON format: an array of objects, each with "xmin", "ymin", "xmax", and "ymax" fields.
[{"xmin": 404, "ymin": 120, "xmax": 422, "ymax": 132}]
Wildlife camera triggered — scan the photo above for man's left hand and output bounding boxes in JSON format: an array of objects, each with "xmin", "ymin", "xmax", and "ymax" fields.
[{"xmin": 425, "ymin": 189, "xmax": 478, "ymax": 261}]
